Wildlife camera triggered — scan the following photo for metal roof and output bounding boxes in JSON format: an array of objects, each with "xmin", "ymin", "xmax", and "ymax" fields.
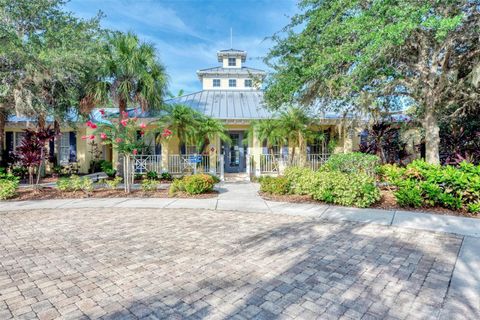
[{"xmin": 166, "ymin": 90, "xmax": 273, "ymax": 120}]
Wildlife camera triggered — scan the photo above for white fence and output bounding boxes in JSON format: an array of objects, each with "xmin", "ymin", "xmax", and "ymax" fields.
[
  {"xmin": 259, "ymin": 153, "xmax": 330, "ymax": 174},
  {"xmin": 131, "ymin": 154, "xmax": 224, "ymax": 179}
]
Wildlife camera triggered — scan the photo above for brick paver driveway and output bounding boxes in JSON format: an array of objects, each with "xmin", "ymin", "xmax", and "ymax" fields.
[{"xmin": 0, "ymin": 208, "xmax": 475, "ymax": 319}]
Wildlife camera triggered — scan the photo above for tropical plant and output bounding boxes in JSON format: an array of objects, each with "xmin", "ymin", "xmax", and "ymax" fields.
[
  {"xmin": 182, "ymin": 174, "xmax": 215, "ymax": 195},
  {"xmin": 83, "ymin": 31, "xmax": 167, "ymax": 116},
  {"xmin": 195, "ymin": 117, "xmax": 230, "ymax": 154},
  {"xmin": 155, "ymin": 104, "xmax": 200, "ymax": 149},
  {"xmin": 259, "ymin": 176, "xmax": 290, "ymax": 195},
  {"xmin": 56, "ymin": 175, "xmax": 93, "ymax": 193},
  {"xmin": 323, "ymin": 153, "xmax": 380, "ymax": 176},
  {"xmin": 104, "ymin": 176, "xmax": 122, "ymax": 190},
  {"xmin": 14, "ymin": 126, "xmax": 56, "ymax": 185},
  {"xmin": 0, "ymin": 178, "xmax": 19, "ymax": 200},
  {"xmin": 265, "ymin": 0, "xmax": 480, "ymax": 164}
]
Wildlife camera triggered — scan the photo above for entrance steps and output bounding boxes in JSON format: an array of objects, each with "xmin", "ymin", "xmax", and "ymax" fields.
[{"xmin": 223, "ymin": 173, "xmax": 250, "ymax": 182}]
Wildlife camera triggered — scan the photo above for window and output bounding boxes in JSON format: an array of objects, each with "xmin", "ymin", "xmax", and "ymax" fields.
[
  {"xmin": 229, "ymin": 79, "xmax": 237, "ymax": 87},
  {"xmin": 244, "ymin": 79, "xmax": 252, "ymax": 87},
  {"xmin": 228, "ymin": 57, "xmax": 236, "ymax": 66},
  {"xmin": 14, "ymin": 132, "xmax": 25, "ymax": 148},
  {"xmin": 213, "ymin": 79, "xmax": 220, "ymax": 87},
  {"xmin": 59, "ymin": 133, "xmax": 70, "ymax": 163}
]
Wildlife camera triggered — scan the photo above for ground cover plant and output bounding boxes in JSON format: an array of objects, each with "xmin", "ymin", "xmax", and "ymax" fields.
[
  {"xmin": 380, "ymin": 160, "xmax": 480, "ymax": 214},
  {"xmin": 0, "ymin": 168, "xmax": 19, "ymax": 200}
]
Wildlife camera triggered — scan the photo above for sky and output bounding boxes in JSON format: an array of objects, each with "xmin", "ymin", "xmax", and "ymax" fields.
[{"xmin": 66, "ymin": 0, "xmax": 298, "ymax": 95}]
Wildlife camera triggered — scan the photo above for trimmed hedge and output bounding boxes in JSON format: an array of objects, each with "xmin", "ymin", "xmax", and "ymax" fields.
[
  {"xmin": 169, "ymin": 174, "xmax": 216, "ymax": 195},
  {"xmin": 259, "ymin": 176, "xmax": 290, "ymax": 195},
  {"xmin": 381, "ymin": 160, "xmax": 480, "ymax": 213},
  {"xmin": 0, "ymin": 178, "xmax": 19, "ymax": 200}
]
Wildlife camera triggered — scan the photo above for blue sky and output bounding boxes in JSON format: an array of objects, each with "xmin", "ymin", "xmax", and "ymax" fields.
[{"xmin": 66, "ymin": 0, "xmax": 298, "ymax": 95}]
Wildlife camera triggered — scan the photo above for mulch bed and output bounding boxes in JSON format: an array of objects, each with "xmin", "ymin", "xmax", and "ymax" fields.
[
  {"xmin": 260, "ymin": 190, "xmax": 478, "ymax": 219},
  {"xmin": 10, "ymin": 188, "xmax": 218, "ymax": 201}
]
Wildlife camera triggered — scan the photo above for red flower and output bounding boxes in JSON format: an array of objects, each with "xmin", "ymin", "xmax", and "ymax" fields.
[
  {"xmin": 120, "ymin": 119, "xmax": 128, "ymax": 127},
  {"xmin": 100, "ymin": 133, "xmax": 107, "ymax": 139},
  {"xmin": 99, "ymin": 109, "xmax": 105, "ymax": 116},
  {"xmin": 140, "ymin": 122, "xmax": 146, "ymax": 129},
  {"xmin": 121, "ymin": 111, "xmax": 129, "ymax": 118},
  {"xmin": 162, "ymin": 128, "xmax": 172, "ymax": 137},
  {"xmin": 81, "ymin": 135, "xmax": 87, "ymax": 140},
  {"xmin": 90, "ymin": 123, "xmax": 97, "ymax": 129},
  {"xmin": 86, "ymin": 120, "xmax": 93, "ymax": 128},
  {"xmin": 140, "ymin": 131, "xmax": 145, "ymax": 136},
  {"xmin": 89, "ymin": 135, "xmax": 95, "ymax": 140},
  {"xmin": 132, "ymin": 149, "xmax": 138, "ymax": 155},
  {"xmin": 115, "ymin": 138, "xmax": 123, "ymax": 143}
]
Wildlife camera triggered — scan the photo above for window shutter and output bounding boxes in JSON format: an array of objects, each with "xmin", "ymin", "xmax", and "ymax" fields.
[
  {"xmin": 69, "ymin": 132, "xmax": 77, "ymax": 162},
  {"xmin": 180, "ymin": 143, "xmax": 186, "ymax": 154},
  {"xmin": 5, "ymin": 132, "xmax": 13, "ymax": 152}
]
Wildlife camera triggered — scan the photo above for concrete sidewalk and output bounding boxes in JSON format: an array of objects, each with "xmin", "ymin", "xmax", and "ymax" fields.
[{"xmin": 1, "ymin": 182, "xmax": 479, "ymax": 238}]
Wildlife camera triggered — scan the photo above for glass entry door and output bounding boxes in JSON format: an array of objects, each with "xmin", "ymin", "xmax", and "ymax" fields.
[{"xmin": 223, "ymin": 132, "xmax": 246, "ymax": 173}]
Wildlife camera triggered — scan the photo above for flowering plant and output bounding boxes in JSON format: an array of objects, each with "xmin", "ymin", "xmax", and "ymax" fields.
[{"xmin": 87, "ymin": 112, "xmax": 148, "ymax": 156}]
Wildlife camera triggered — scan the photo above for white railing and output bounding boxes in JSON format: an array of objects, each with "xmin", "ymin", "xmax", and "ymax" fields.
[
  {"xmin": 133, "ymin": 155, "xmax": 162, "ymax": 174},
  {"xmin": 307, "ymin": 153, "xmax": 330, "ymax": 171},
  {"xmin": 259, "ymin": 153, "xmax": 330, "ymax": 174},
  {"xmin": 168, "ymin": 154, "xmax": 224, "ymax": 178}
]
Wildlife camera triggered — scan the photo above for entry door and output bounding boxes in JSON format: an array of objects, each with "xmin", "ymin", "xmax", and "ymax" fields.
[{"xmin": 224, "ymin": 132, "xmax": 246, "ymax": 173}]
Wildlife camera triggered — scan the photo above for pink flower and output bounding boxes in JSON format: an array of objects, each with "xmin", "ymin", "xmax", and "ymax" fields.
[
  {"xmin": 86, "ymin": 120, "xmax": 93, "ymax": 128},
  {"xmin": 100, "ymin": 133, "xmax": 107, "ymax": 139},
  {"xmin": 90, "ymin": 123, "xmax": 97, "ymax": 129},
  {"xmin": 162, "ymin": 128, "xmax": 172, "ymax": 137},
  {"xmin": 140, "ymin": 122, "xmax": 146, "ymax": 129},
  {"xmin": 139, "ymin": 131, "xmax": 145, "ymax": 136},
  {"xmin": 81, "ymin": 135, "xmax": 87, "ymax": 140},
  {"xmin": 121, "ymin": 111, "xmax": 129, "ymax": 118},
  {"xmin": 115, "ymin": 138, "xmax": 123, "ymax": 143},
  {"xmin": 99, "ymin": 109, "xmax": 105, "ymax": 116},
  {"xmin": 120, "ymin": 119, "xmax": 128, "ymax": 127},
  {"xmin": 89, "ymin": 135, "xmax": 95, "ymax": 140},
  {"xmin": 132, "ymin": 149, "xmax": 138, "ymax": 155}
]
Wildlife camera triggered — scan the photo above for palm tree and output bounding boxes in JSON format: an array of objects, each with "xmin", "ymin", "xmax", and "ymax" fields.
[
  {"xmin": 155, "ymin": 104, "xmax": 201, "ymax": 152},
  {"xmin": 83, "ymin": 31, "xmax": 168, "ymax": 116},
  {"xmin": 195, "ymin": 117, "xmax": 230, "ymax": 154}
]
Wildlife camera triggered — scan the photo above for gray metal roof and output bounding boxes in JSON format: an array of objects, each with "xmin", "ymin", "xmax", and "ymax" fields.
[
  {"xmin": 197, "ymin": 66, "xmax": 266, "ymax": 77},
  {"xmin": 166, "ymin": 90, "xmax": 273, "ymax": 120}
]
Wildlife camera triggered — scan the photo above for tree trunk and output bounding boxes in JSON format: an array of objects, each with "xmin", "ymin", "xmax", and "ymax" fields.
[
  {"xmin": 424, "ymin": 103, "xmax": 440, "ymax": 164},
  {"xmin": 0, "ymin": 111, "xmax": 5, "ymax": 164},
  {"xmin": 54, "ymin": 119, "xmax": 61, "ymax": 165},
  {"xmin": 117, "ymin": 98, "xmax": 127, "ymax": 175}
]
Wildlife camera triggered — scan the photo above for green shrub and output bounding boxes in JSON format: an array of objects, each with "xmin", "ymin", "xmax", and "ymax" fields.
[
  {"xmin": 308, "ymin": 171, "xmax": 380, "ymax": 208},
  {"xmin": 56, "ymin": 175, "xmax": 93, "ymax": 193},
  {"xmin": 0, "ymin": 178, "xmax": 19, "ymax": 200},
  {"xmin": 284, "ymin": 167, "xmax": 313, "ymax": 194},
  {"xmin": 160, "ymin": 172, "xmax": 173, "ymax": 181},
  {"xmin": 183, "ymin": 174, "xmax": 215, "ymax": 195},
  {"xmin": 105, "ymin": 176, "xmax": 123, "ymax": 190},
  {"xmin": 323, "ymin": 152, "xmax": 380, "ymax": 176},
  {"xmin": 389, "ymin": 160, "xmax": 480, "ymax": 211},
  {"xmin": 104, "ymin": 168, "xmax": 116, "ymax": 178},
  {"xmin": 467, "ymin": 202, "xmax": 480, "ymax": 214},
  {"xmin": 141, "ymin": 179, "xmax": 158, "ymax": 192},
  {"xmin": 169, "ymin": 178, "xmax": 185, "ymax": 196},
  {"xmin": 146, "ymin": 171, "xmax": 158, "ymax": 180},
  {"xmin": 394, "ymin": 180, "xmax": 423, "ymax": 208},
  {"xmin": 207, "ymin": 173, "xmax": 221, "ymax": 184},
  {"xmin": 378, "ymin": 164, "xmax": 405, "ymax": 185},
  {"xmin": 259, "ymin": 176, "xmax": 290, "ymax": 195}
]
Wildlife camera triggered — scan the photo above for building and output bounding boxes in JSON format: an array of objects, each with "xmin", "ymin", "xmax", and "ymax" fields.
[{"xmin": 1, "ymin": 48, "xmax": 364, "ymax": 178}]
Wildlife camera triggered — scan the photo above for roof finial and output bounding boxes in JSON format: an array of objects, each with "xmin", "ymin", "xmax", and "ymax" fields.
[{"xmin": 230, "ymin": 27, "xmax": 233, "ymax": 48}]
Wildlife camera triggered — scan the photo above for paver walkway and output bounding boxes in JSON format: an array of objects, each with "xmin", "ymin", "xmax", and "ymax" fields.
[{"xmin": 0, "ymin": 182, "xmax": 479, "ymax": 319}]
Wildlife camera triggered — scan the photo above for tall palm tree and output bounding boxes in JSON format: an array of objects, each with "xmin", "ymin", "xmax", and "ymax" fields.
[
  {"xmin": 246, "ymin": 119, "xmax": 285, "ymax": 157},
  {"xmin": 83, "ymin": 31, "xmax": 168, "ymax": 116}
]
